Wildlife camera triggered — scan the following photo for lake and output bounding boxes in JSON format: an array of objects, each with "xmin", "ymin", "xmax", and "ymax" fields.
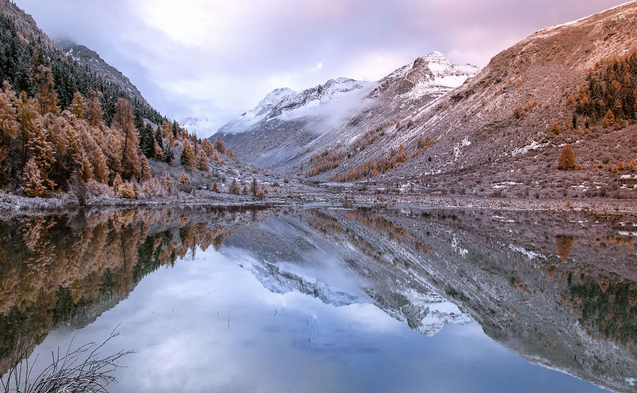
[{"xmin": 1, "ymin": 206, "xmax": 636, "ymax": 392}]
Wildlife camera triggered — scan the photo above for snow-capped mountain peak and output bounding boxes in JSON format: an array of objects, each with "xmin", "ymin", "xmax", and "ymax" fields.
[
  {"xmin": 374, "ymin": 51, "xmax": 479, "ymax": 99},
  {"xmin": 270, "ymin": 77, "xmax": 371, "ymax": 119},
  {"xmin": 241, "ymin": 87, "xmax": 295, "ymax": 121}
]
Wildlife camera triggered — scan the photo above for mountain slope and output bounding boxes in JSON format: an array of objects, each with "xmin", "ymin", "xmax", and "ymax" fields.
[
  {"xmin": 217, "ymin": 53, "xmax": 478, "ymax": 173},
  {"xmin": 305, "ymin": 1, "xmax": 637, "ymax": 198},
  {"xmin": 221, "ymin": 2, "xmax": 637, "ymax": 199},
  {"xmin": 58, "ymin": 41, "xmax": 150, "ymax": 109},
  {"xmin": 0, "ymin": 0, "xmax": 162, "ymax": 125}
]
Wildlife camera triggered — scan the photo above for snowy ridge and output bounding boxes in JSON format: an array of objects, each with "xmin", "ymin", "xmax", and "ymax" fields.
[
  {"xmin": 237, "ymin": 258, "xmax": 360, "ymax": 307},
  {"xmin": 240, "ymin": 87, "xmax": 295, "ymax": 121},
  {"xmin": 270, "ymin": 77, "xmax": 371, "ymax": 119},
  {"xmin": 388, "ymin": 287, "xmax": 472, "ymax": 336},
  {"xmin": 373, "ymin": 51, "xmax": 479, "ymax": 99}
]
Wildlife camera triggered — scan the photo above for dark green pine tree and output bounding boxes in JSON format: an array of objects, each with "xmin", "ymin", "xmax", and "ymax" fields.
[{"xmin": 139, "ymin": 124, "xmax": 156, "ymax": 158}]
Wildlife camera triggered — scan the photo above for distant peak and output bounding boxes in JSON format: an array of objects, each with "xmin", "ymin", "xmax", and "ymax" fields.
[
  {"xmin": 424, "ymin": 51, "xmax": 447, "ymax": 60},
  {"xmin": 414, "ymin": 51, "xmax": 452, "ymax": 66}
]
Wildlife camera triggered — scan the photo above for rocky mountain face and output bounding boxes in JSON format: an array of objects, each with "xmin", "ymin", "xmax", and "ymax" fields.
[
  {"xmin": 224, "ymin": 206, "xmax": 637, "ymax": 392},
  {"xmin": 217, "ymin": 53, "xmax": 477, "ymax": 172},
  {"xmin": 58, "ymin": 41, "xmax": 150, "ymax": 108}
]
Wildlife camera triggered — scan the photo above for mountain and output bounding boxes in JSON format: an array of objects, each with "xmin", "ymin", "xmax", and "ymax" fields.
[
  {"xmin": 58, "ymin": 40, "xmax": 150, "ymax": 109},
  {"xmin": 217, "ymin": 54, "xmax": 478, "ymax": 172},
  {"xmin": 348, "ymin": 0, "xmax": 637, "ymax": 199},
  {"xmin": 0, "ymin": 0, "xmax": 163, "ymax": 125},
  {"xmin": 221, "ymin": 2, "xmax": 637, "ymax": 199}
]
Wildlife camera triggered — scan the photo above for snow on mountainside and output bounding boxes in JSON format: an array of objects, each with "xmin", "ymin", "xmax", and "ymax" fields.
[
  {"xmin": 217, "ymin": 52, "xmax": 477, "ymax": 171},
  {"xmin": 218, "ymin": 78, "xmax": 372, "ymax": 134},
  {"xmin": 58, "ymin": 40, "xmax": 151, "ymax": 108},
  {"xmin": 219, "ymin": 87, "xmax": 295, "ymax": 134},
  {"xmin": 371, "ymin": 51, "xmax": 479, "ymax": 100}
]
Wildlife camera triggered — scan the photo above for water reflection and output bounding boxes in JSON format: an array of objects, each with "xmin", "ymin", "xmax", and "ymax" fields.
[{"xmin": 1, "ymin": 206, "xmax": 636, "ymax": 392}]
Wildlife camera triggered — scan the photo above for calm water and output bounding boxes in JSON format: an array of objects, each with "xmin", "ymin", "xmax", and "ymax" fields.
[{"xmin": 1, "ymin": 206, "xmax": 636, "ymax": 392}]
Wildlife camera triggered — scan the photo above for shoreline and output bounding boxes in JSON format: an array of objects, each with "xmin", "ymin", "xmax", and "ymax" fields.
[{"xmin": 2, "ymin": 191, "xmax": 637, "ymax": 218}]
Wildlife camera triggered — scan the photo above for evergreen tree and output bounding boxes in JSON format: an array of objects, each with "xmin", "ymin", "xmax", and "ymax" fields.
[
  {"xmin": 178, "ymin": 172, "xmax": 190, "ymax": 185},
  {"xmin": 139, "ymin": 123, "xmax": 155, "ymax": 158},
  {"xmin": 251, "ymin": 177, "xmax": 259, "ymax": 196},
  {"xmin": 229, "ymin": 178, "xmax": 240, "ymax": 195},
  {"xmin": 113, "ymin": 99, "xmax": 140, "ymax": 180},
  {"xmin": 69, "ymin": 91, "xmax": 86, "ymax": 119},
  {"xmin": 140, "ymin": 155, "xmax": 152, "ymax": 181},
  {"xmin": 180, "ymin": 141, "xmax": 195, "ymax": 168},
  {"xmin": 195, "ymin": 149, "xmax": 209, "ymax": 172},
  {"xmin": 16, "ymin": 91, "xmax": 38, "ymax": 165},
  {"xmin": 33, "ymin": 65, "xmax": 60, "ymax": 116},
  {"xmin": 22, "ymin": 157, "xmax": 44, "ymax": 197},
  {"xmin": 0, "ymin": 83, "xmax": 19, "ymax": 176},
  {"xmin": 214, "ymin": 136, "xmax": 226, "ymax": 154},
  {"xmin": 558, "ymin": 144, "xmax": 576, "ymax": 170},
  {"xmin": 87, "ymin": 90, "xmax": 104, "ymax": 127}
]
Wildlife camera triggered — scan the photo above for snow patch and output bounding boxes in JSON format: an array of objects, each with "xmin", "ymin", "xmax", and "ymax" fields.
[
  {"xmin": 511, "ymin": 140, "xmax": 549, "ymax": 157},
  {"xmin": 509, "ymin": 244, "xmax": 544, "ymax": 260}
]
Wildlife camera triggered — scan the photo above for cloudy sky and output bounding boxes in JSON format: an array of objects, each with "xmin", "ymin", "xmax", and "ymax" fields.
[{"xmin": 13, "ymin": 0, "xmax": 629, "ymax": 135}]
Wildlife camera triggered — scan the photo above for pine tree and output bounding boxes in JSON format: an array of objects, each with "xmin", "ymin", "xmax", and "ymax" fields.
[
  {"xmin": 27, "ymin": 120, "xmax": 56, "ymax": 190},
  {"xmin": 229, "ymin": 178, "xmax": 240, "ymax": 195},
  {"xmin": 139, "ymin": 123, "xmax": 155, "ymax": 158},
  {"xmin": 0, "ymin": 83, "xmax": 19, "ymax": 171},
  {"xmin": 558, "ymin": 144, "xmax": 576, "ymax": 170},
  {"xmin": 196, "ymin": 149, "xmax": 209, "ymax": 172},
  {"xmin": 161, "ymin": 121, "xmax": 174, "ymax": 147},
  {"xmin": 77, "ymin": 152, "xmax": 93, "ymax": 183},
  {"xmin": 211, "ymin": 182, "xmax": 220, "ymax": 193},
  {"xmin": 180, "ymin": 141, "xmax": 195, "ymax": 168},
  {"xmin": 202, "ymin": 138, "xmax": 215, "ymax": 157},
  {"xmin": 214, "ymin": 136, "xmax": 226, "ymax": 154},
  {"xmin": 33, "ymin": 65, "xmax": 60, "ymax": 116},
  {"xmin": 550, "ymin": 122, "xmax": 561, "ymax": 135},
  {"xmin": 178, "ymin": 172, "xmax": 190, "ymax": 185},
  {"xmin": 69, "ymin": 91, "xmax": 86, "ymax": 119},
  {"xmin": 140, "ymin": 154, "xmax": 152, "ymax": 181},
  {"xmin": 241, "ymin": 184, "xmax": 250, "ymax": 195},
  {"xmin": 160, "ymin": 172, "xmax": 175, "ymax": 194},
  {"xmin": 251, "ymin": 177, "xmax": 259, "ymax": 196},
  {"xmin": 87, "ymin": 91, "xmax": 104, "ymax": 127},
  {"xmin": 112, "ymin": 173, "xmax": 123, "ymax": 193},
  {"xmin": 113, "ymin": 99, "xmax": 140, "ymax": 180},
  {"xmin": 603, "ymin": 109, "xmax": 615, "ymax": 128},
  {"xmin": 16, "ymin": 91, "xmax": 39, "ymax": 166},
  {"xmin": 22, "ymin": 157, "xmax": 44, "ymax": 197},
  {"xmin": 103, "ymin": 127, "xmax": 124, "ymax": 176}
]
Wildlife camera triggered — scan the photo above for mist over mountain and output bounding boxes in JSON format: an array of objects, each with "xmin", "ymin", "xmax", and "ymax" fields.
[
  {"xmin": 217, "ymin": 52, "xmax": 478, "ymax": 172},
  {"xmin": 219, "ymin": 2, "xmax": 637, "ymax": 200}
]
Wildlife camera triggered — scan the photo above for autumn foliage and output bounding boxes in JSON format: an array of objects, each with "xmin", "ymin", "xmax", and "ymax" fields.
[
  {"xmin": 576, "ymin": 51, "xmax": 637, "ymax": 126},
  {"xmin": 558, "ymin": 144, "xmax": 576, "ymax": 170},
  {"xmin": 0, "ymin": 65, "xmax": 236, "ymax": 199}
]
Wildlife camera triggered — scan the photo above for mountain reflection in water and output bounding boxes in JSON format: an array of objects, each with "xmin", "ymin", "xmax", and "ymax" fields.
[{"xmin": 1, "ymin": 206, "xmax": 636, "ymax": 392}]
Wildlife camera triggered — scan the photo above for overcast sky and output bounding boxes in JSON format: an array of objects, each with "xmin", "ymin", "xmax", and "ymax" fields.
[{"xmin": 13, "ymin": 0, "xmax": 630, "ymax": 135}]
